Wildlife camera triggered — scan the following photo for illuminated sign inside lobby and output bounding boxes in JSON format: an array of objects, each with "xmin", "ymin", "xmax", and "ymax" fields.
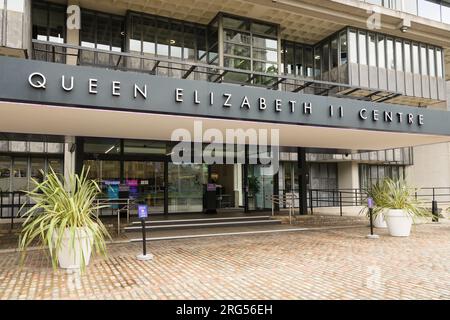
[{"xmin": 27, "ymin": 71, "xmax": 424, "ymax": 127}]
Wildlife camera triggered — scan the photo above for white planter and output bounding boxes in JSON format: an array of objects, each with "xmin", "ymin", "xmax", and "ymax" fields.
[
  {"xmin": 385, "ymin": 209, "xmax": 413, "ymax": 237},
  {"xmin": 53, "ymin": 227, "xmax": 94, "ymax": 269},
  {"xmin": 372, "ymin": 212, "xmax": 387, "ymax": 228}
]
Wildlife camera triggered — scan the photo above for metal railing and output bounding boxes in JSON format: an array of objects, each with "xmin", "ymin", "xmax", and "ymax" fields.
[
  {"xmin": 95, "ymin": 198, "xmax": 133, "ymax": 235},
  {"xmin": 30, "ymin": 39, "xmax": 407, "ymax": 104},
  {"xmin": 266, "ymin": 193, "xmax": 299, "ymax": 224},
  {"xmin": 308, "ymin": 187, "xmax": 450, "ymax": 216}
]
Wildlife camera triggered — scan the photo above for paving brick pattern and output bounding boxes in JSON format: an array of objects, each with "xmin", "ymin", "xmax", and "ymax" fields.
[{"xmin": 1, "ymin": 223, "xmax": 450, "ymax": 299}]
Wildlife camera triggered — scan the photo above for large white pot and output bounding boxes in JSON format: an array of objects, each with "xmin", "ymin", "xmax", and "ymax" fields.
[
  {"xmin": 385, "ymin": 209, "xmax": 413, "ymax": 237},
  {"xmin": 372, "ymin": 212, "xmax": 387, "ymax": 228},
  {"xmin": 53, "ymin": 227, "xmax": 94, "ymax": 269}
]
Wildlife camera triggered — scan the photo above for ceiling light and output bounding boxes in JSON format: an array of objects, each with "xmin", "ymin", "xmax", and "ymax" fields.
[{"xmin": 170, "ymin": 39, "xmax": 176, "ymax": 44}]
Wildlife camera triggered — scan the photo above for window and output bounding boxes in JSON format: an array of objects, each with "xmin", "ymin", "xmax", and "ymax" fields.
[
  {"xmin": 387, "ymin": 38, "xmax": 394, "ymax": 70},
  {"xmin": 80, "ymin": 10, "xmax": 125, "ymax": 66},
  {"xmin": 436, "ymin": 48, "xmax": 443, "ymax": 78},
  {"xmin": 429, "ymin": 47, "xmax": 436, "ymax": 77},
  {"xmin": 339, "ymin": 31, "xmax": 348, "ymax": 65},
  {"xmin": 128, "ymin": 12, "xmax": 207, "ymax": 63},
  {"xmin": 358, "ymin": 32, "xmax": 367, "ymax": 65},
  {"xmin": 305, "ymin": 47, "xmax": 314, "ymax": 77},
  {"xmin": 368, "ymin": 33, "xmax": 376, "ymax": 67},
  {"xmin": 377, "ymin": 35, "xmax": 385, "ymax": 68},
  {"xmin": 420, "ymin": 45, "xmax": 428, "ymax": 75},
  {"xmin": 32, "ymin": 2, "xmax": 65, "ymax": 43},
  {"xmin": 404, "ymin": 42, "xmax": 411, "ymax": 73},
  {"xmin": 349, "ymin": 30, "xmax": 357, "ymax": 63},
  {"xmin": 412, "ymin": 43, "xmax": 420, "ymax": 74},
  {"xmin": 395, "ymin": 40, "xmax": 403, "ymax": 71}
]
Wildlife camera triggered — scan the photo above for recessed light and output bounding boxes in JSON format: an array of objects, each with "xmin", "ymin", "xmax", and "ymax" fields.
[{"xmin": 170, "ymin": 39, "xmax": 176, "ymax": 44}]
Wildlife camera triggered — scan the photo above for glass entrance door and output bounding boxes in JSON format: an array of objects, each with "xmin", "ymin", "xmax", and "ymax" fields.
[
  {"xmin": 247, "ymin": 164, "xmax": 273, "ymax": 211},
  {"xmin": 124, "ymin": 161, "xmax": 165, "ymax": 213}
]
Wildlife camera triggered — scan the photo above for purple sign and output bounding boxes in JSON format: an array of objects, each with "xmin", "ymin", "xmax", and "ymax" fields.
[
  {"xmin": 207, "ymin": 183, "xmax": 216, "ymax": 191},
  {"xmin": 367, "ymin": 197, "xmax": 374, "ymax": 209},
  {"xmin": 138, "ymin": 205, "xmax": 148, "ymax": 219}
]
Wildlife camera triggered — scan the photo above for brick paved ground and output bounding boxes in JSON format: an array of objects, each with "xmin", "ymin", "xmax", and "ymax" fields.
[{"xmin": 1, "ymin": 223, "xmax": 450, "ymax": 300}]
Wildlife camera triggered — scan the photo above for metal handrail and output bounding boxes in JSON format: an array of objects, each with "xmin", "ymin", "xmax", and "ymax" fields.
[
  {"xmin": 30, "ymin": 39, "xmax": 408, "ymax": 103},
  {"xmin": 265, "ymin": 193, "xmax": 298, "ymax": 224}
]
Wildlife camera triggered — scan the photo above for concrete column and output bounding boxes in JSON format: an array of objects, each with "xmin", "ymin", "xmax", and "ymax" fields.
[
  {"xmin": 66, "ymin": 0, "xmax": 80, "ymax": 65},
  {"xmin": 447, "ymin": 81, "xmax": 450, "ymax": 111},
  {"xmin": 3, "ymin": 0, "xmax": 31, "ymax": 53},
  {"xmin": 64, "ymin": 136, "xmax": 76, "ymax": 188},
  {"xmin": 337, "ymin": 162, "xmax": 359, "ymax": 190},
  {"xmin": 233, "ymin": 164, "xmax": 243, "ymax": 207},
  {"xmin": 409, "ymin": 143, "xmax": 450, "ymax": 188}
]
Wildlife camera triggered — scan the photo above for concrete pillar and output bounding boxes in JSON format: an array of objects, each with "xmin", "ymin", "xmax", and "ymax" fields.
[
  {"xmin": 66, "ymin": 0, "xmax": 80, "ymax": 65},
  {"xmin": 337, "ymin": 162, "xmax": 359, "ymax": 190},
  {"xmin": 409, "ymin": 143, "xmax": 450, "ymax": 188},
  {"xmin": 233, "ymin": 164, "xmax": 243, "ymax": 207},
  {"xmin": 2, "ymin": 0, "xmax": 31, "ymax": 53},
  {"xmin": 447, "ymin": 81, "xmax": 450, "ymax": 111},
  {"xmin": 64, "ymin": 136, "xmax": 76, "ymax": 188}
]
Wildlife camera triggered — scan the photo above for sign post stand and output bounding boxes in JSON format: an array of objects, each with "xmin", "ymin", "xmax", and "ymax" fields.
[
  {"xmin": 366, "ymin": 197, "xmax": 379, "ymax": 239},
  {"xmin": 136, "ymin": 204, "xmax": 153, "ymax": 261}
]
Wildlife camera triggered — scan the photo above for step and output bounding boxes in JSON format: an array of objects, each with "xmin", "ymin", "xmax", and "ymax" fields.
[
  {"xmin": 124, "ymin": 219, "xmax": 281, "ymax": 232},
  {"xmin": 129, "ymin": 215, "xmax": 272, "ymax": 226}
]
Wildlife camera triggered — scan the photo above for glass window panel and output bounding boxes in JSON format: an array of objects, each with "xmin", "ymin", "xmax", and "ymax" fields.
[
  {"xmin": 314, "ymin": 46, "xmax": 321, "ymax": 78},
  {"xmin": 130, "ymin": 14, "xmax": 142, "ymax": 53},
  {"xmin": 377, "ymin": 35, "xmax": 385, "ymax": 68},
  {"xmin": 48, "ymin": 6, "xmax": 64, "ymax": 43},
  {"xmin": 223, "ymin": 16, "xmax": 250, "ymax": 31},
  {"xmin": 358, "ymin": 32, "xmax": 367, "ymax": 65},
  {"xmin": 183, "ymin": 24, "xmax": 196, "ymax": 61},
  {"xmin": 295, "ymin": 45, "xmax": 304, "ymax": 76},
  {"xmin": 12, "ymin": 158, "xmax": 28, "ymax": 191},
  {"xmin": 322, "ymin": 43, "xmax": 329, "ymax": 72},
  {"xmin": 429, "ymin": 47, "xmax": 436, "ymax": 77},
  {"xmin": 404, "ymin": 42, "xmax": 411, "ymax": 73},
  {"xmin": 331, "ymin": 37, "xmax": 338, "ymax": 68},
  {"xmin": 252, "ymin": 36, "xmax": 277, "ymax": 50},
  {"xmin": 420, "ymin": 45, "xmax": 428, "ymax": 75},
  {"xmin": 111, "ymin": 17, "xmax": 124, "ymax": 52},
  {"xmin": 412, "ymin": 44, "xmax": 420, "ymax": 74},
  {"xmin": 224, "ymin": 57, "xmax": 251, "ymax": 70},
  {"xmin": 156, "ymin": 19, "xmax": 170, "ymax": 57},
  {"xmin": 48, "ymin": 159, "xmax": 62, "ymax": 175},
  {"xmin": 10, "ymin": 141, "xmax": 27, "ymax": 152},
  {"xmin": 29, "ymin": 142, "xmax": 44, "ymax": 153},
  {"xmin": 32, "ymin": 3, "xmax": 48, "ymax": 40},
  {"xmin": 0, "ymin": 157, "xmax": 11, "ymax": 192},
  {"xmin": 124, "ymin": 140, "xmax": 167, "ymax": 155},
  {"xmin": 305, "ymin": 47, "xmax": 313, "ymax": 77},
  {"xmin": 252, "ymin": 48, "xmax": 277, "ymax": 62},
  {"xmin": 0, "ymin": 141, "xmax": 7, "ymax": 152},
  {"xmin": 96, "ymin": 14, "xmax": 111, "ymax": 51},
  {"xmin": 340, "ymin": 31, "xmax": 348, "ymax": 65},
  {"xmin": 30, "ymin": 158, "xmax": 45, "ymax": 188},
  {"xmin": 251, "ymin": 22, "xmax": 276, "ymax": 37},
  {"xmin": 284, "ymin": 43, "xmax": 294, "ymax": 74},
  {"xmin": 349, "ymin": 30, "xmax": 357, "ymax": 63},
  {"xmin": 443, "ymin": 2, "xmax": 450, "ymax": 24},
  {"xmin": 170, "ymin": 22, "xmax": 183, "ymax": 59},
  {"xmin": 84, "ymin": 138, "xmax": 121, "ymax": 154},
  {"xmin": 46, "ymin": 143, "xmax": 63, "ymax": 154},
  {"xmin": 80, "ymin": 11, "xmax": 96, "ymax": 48},
  {"xmin": 387, "ymin": 38, "xmax": 394, "ymax": 70},
  {"xmin": 395, "ymin": 40, "xmax": 403, "ymax": 71},
  {"xmin": 224, "ymin": 43, "xmax": 251, "ymax": 57},
  {"xmin": 368, "ymin": 33, "xmax": 376, "ymax": 67},
  {"xmin": 436, "ymin": 48, "xmax": 443, "ymax": 78},
  {"xmin": 253, "ymin": 61, "xmax": 278, "ymax": 74},
  {"xmin": 196, "ymin": 27, "xmax": 207, "ymax": 62},
  {"xmin": 224, "ymin": 29, "xmax": 251, "ymax": 45}
]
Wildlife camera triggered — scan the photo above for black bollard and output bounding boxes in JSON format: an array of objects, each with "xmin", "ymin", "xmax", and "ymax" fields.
[{"xmin": 432, "ymin": 200, "xmax": 439, "ymax": 222}]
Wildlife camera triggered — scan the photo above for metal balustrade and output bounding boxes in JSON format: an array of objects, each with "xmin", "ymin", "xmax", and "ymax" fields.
[{"xmin": 30, "ymin": 39, "xmax": 411, "ymax": 105}]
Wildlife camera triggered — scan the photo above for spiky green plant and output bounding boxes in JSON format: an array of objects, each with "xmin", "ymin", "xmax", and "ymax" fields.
[
  {"xmin": 360, "ymin": 178, "xmax": 430, "ymax": 221},
  {"xmin": 19, "ymin": 166, "xmax": 111, "ymax": 272}
]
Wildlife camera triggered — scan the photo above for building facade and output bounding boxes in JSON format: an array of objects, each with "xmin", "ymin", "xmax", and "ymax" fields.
[{"xmin": 0, "ymin": 0, "xmax": 450, "ymax": 217}]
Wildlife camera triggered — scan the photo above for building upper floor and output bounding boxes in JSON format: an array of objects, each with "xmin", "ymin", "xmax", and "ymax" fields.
[{"xmin": 0, "ymin": 0, "xmax": 449, "ymax": 109}]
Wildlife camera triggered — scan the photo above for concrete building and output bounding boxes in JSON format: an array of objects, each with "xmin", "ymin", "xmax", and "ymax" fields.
[{"xmin": 0, "ymin": 0, "xmax": 450, "ymax": 219}]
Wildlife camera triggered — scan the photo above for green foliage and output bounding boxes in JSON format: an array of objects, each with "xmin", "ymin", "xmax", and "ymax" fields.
[
  {"xmin": 360, "ymin": 178, "xmax": 430, "ymax": 220},
  {"xmin": 18, "ymin": 166, "xmax": 111, "ymax": 272}
]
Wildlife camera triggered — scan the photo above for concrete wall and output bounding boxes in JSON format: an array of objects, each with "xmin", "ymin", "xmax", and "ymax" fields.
[
  {"xmin": 408, "ymin": 142, "xmax": 450, "ymax": 188},
  {"xmin": 337, "ymin": 162, "xmax": 359, "ymax": 190},
  {"xmin": 0, "ymin": 0, "xmax": 31, "ymax": 52}
]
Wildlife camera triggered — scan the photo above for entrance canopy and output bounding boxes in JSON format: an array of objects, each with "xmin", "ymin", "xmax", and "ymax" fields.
[{"xmin": 1, "ymin": 101, "xmax": 450, "ymax": 152}]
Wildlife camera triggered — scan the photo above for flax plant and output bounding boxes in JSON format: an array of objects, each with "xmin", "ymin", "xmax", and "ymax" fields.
[
  {"xmin": 19, "ymin": 166, "xmax": 111, "ymax": 272},
  {"xmin": 360, "ymin": 178, "xmax": 430, "ymax": 220}
]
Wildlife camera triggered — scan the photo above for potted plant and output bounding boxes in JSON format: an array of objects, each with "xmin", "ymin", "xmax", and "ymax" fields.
[
  {"xmin": 360, "ymin": 180, "xmax": 389, "ymax": 228},
  {"xmin": 19, "ymin": 166, "xmax": 111, "ymax": 271},
  {"xmin": 370, "ymin": 178, "xmax": 429, "ymax": 237}
]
